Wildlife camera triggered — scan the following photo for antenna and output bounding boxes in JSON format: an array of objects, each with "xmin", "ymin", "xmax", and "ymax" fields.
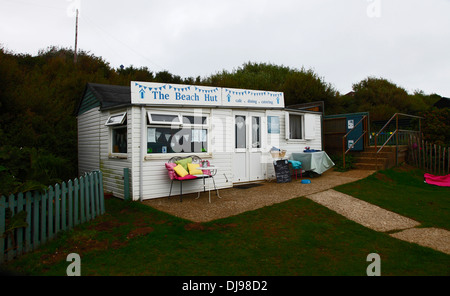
[{"xmin": 74, "ymin": 9, "xmax": 79, "ymax": 64}]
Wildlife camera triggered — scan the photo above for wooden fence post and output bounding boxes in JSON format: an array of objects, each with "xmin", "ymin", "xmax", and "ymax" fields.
[
  {"xmin": 99, "ymin": 171, "xmax": 105, "ymax": 214},
  {"xmin": 0, "ymin": 195, "xmax": 5, "ymax": 263},
  {"xmin": 68, "ymin": 180, "xmax": 74, "ymax": 229},
  {"xmin": 1, "ymin": 171, "xmax": 106, "ymax": 264},
  {"xmin": 25, "ymin": 191, "xmax": 32, "ymax": 252},
  {"xmin": 32, "ymin": 191, "xmax": 40, "ymax": 251}
]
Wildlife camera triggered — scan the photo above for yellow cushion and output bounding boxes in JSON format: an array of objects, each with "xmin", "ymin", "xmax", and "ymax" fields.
[
  {"xmin": 188, "ymin": 163, "xmax": 203, "ymax": 175},
  {"xmin": 173, "ymin": 164, "xmax": 189, "ymax": 177}
]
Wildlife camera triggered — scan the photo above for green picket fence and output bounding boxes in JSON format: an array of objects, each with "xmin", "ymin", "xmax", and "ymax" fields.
[{"xmin": 0, "ymin": 170, "xmax": 105, "ymax": 264}]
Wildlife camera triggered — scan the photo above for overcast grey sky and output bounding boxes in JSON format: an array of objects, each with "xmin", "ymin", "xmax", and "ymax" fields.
[{"xmin": 1, "ymin": 0, "xmax": 449, "ymax": 96}]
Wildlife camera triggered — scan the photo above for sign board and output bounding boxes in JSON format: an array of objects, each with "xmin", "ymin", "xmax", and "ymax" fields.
[
  {"xmin": 273, "ymin": 159, "xmax": 291, "ymax": 183},
  {"xmin": 131, "ymin": 81, "xmax": 284, "ymax": 108},
  {"xmin": 131, "ymin": 81, "xmax": 220, "ymax": 107},
  {"xmin": 347, "ymin": 119, "xmax": 354, "ymax": 129},
  {"xmin": 221, "ymin": 87, "xmax": 284, "ymax": 108}
]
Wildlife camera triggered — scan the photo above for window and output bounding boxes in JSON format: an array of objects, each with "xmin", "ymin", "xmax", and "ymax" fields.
[
  {"xmin": 285, "ymin": 113, "xmax": 316, "ymax": 140},
  {"xmin": 105, "ymin": 112, "xmax": 126, "ymax": 126},
  {"xmin": 112, "ymin": 126, "xmax": 127, "ymax": 153},
  {"xmin": 235, "ymin": 115, "xmax": 246, "ymax": 149},
  {"xmin": 147, "ymin": 112, "xmax": 208, "ymax": 154},
  {"xmin": 148, "ymin": 112, "xmax": 182, "ymax": 125},
  {"xmin": 106, "ymin": 112, "xmax": 127, "ymax": 154},
  {"xmin": 285, "ymin": 113, "xmax": 303, "ymax": 140},
  {"xmin": 251, "ymin": 116, "xmax": 261, "ymax": 148},
  {"xmin": 182, "ymin": 115, "xmax": 207, "ymax": 126}
]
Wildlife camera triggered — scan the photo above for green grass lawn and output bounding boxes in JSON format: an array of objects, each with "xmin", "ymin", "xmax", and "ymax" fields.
[
  {"xmin": 1, "ymin": 166, "xmax": 449, "ymax": 276},
  {"xmin": 334, "ymin": 165, "xmax": 450, "ymax": 230}
]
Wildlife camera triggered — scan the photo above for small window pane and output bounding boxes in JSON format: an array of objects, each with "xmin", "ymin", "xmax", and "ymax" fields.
[
  {"xmin": 289, "ymin": 114, "xmax": 303, "ymax": 139},
  {"xmin": 252, "ymin": 116, "xmax": 261, "ymax": 148},
  {"xmin": 235, "ymin": 115, "xmax": 246, "ymax": 149},
  {"xmin": 182, "ymin": 115, "xmax": 207, "ymax": 125},
  {"xmin": 147, "ymin": 127, "xmax": 207, "ymax": 154},
  {"xmin": 112, "ymin": 127, "xmax": 127, "ymax": 153},
  {"xmin": 148, "ymin": 113, "xmax": 181, "ymax": 124},
  {"xmin": 106, "ymin": 113, "xmax": 126, "ymax": 125}
]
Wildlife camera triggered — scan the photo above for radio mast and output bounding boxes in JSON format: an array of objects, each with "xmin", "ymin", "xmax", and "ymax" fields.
[{"xmin": 74, "ymin": 9, "xmax": 79, "ymax": 64}]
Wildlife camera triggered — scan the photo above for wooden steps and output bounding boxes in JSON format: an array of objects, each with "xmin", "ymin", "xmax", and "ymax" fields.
[{"xmin": 350, "ymin": 146, "xmax": 408, "ymax": 170}]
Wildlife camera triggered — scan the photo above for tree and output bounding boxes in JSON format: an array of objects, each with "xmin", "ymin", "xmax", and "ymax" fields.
[
  {"xmin": 203, "ymin": 62, "xmax": 339, "ymax": 113},
  {"xmin": 421, "ymin": 108, "xmax": 450, "ymax": 147}
]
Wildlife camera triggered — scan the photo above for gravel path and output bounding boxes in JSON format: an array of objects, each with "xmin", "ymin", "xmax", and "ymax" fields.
[
  {"xmin": 143, "ymin": 169, "xmax": 375, "ymax": 222},
  {"xmin": 306, "ymin": 189, "xmax": 450, "ymax": 255},
  {"xmin": 305, "ymin": 189, "xmax": 421, "ymax": 232},
  {"xmin": 390, "ymin": 228, "xmax": 450, "ymax": 255}
]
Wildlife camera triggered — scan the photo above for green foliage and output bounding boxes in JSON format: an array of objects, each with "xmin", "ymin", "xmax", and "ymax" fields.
[
  {"xmin": 344, "ymin": 77, "xmax": 437, "ymax": 122},
  {"xmin": 0, "ymin": 146, "xmax": 64, "ymax": 195},
  {"xmin": 330, "ymin": 153, "xmax": 355, "ymax": 172},
  {"xmin": 204, "ymin": 62, "xmax": 340, "ymax": 113},
  {"xmin": 420, "ymin": 108, "xmax": 450, "ymax": 147},
  {"xmin": 3, "ymin": 209, "xmax": 29, "ymax": 252},
  {"xmin": 4, "ymin": 209, "xmax": 28, "ymax": 234}
]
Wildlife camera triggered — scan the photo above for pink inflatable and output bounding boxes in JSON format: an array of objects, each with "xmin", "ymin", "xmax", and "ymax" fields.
[{"xmin": 424, "ymin": 173, "xmax": 450, "ymax": 187}]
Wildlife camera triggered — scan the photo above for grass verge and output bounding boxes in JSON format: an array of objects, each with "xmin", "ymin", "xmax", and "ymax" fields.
[
  {"xmin": 1, "ymin": 165, "xmax": 449, "ymax": 276},
  {"xmin": 334, "ymin": 165, "xmax": 450, "ymax": 230}
]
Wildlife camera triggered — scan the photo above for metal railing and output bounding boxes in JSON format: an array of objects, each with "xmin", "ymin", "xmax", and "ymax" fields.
[{"xmin": 374, "ymin": 113, "xmax": 423, "ymax": 168}]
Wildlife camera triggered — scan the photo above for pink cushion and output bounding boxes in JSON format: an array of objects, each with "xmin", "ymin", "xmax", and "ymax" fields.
[
  {"xmin": 165, "ymin": 163, "xmax": 197, "ymax": 181},
  {"xmin": 174, "ymin": 174, "xmax": 197, "ymax": 180},
  {"xmin": 165, "ymin": 163, "xmax": 177, "ymax": 180}
]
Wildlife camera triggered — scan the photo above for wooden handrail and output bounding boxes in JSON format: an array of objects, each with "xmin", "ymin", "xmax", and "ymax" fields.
[{"xmin": 374, "ymin": 113, "xmax": 423, "ymax": 169}]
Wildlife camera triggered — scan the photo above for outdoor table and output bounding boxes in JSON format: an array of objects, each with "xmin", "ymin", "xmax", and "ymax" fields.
[
  {"xmin": 196, "ymin": 166, "xmax": 221, "ymax": 203},
  {"xmin": 291, "ymin": 151, "xmax": 335, "ymax": 175}
]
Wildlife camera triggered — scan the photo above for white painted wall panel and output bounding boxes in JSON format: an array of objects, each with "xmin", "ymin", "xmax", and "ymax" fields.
[
  {"xmin": 77, "ymin": 108, "xmax": 100, "ymax": 175},
  {"xmin": 85, "ymin": 106, "xmax": 322, "ymax": 201}
]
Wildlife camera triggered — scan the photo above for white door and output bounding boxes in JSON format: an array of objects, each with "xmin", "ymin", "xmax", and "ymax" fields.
[{"xmin": 232, "ymin": 111, "xmax": 265, "ymax": 183}]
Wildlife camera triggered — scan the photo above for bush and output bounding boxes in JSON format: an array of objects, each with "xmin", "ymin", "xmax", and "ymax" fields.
[
  {"xmin": 0, "ymin": 146, "xmax": 67, "ymax": 195},
  {"xmin": 420, "ymin": 108, "xmax": 450, "ymax": 147},
  {"xmin": 330, "ymin": 154, "xmax": 355, "ymax": 172}
]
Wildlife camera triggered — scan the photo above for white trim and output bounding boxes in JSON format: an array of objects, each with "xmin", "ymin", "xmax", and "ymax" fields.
[
  {"xmin": 147, "ymin": 111, "xmax": 182, "ymax": 125},
  {"xmin": 105, "ymin": 112, "xmax": 126, "ymax": 126}
]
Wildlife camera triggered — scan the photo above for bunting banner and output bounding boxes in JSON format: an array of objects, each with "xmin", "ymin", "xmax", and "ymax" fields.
[{"xmin": 131, "ymin": 81, "xmax": 284, "ymax": 108}]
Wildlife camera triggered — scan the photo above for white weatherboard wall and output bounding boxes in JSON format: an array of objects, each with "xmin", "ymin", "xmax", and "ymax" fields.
[
  {"xmin": 78, "ymin": 108, "xmax": 101, "ymax": 174},
  {"xmin": 99, "ymin": 108, "xmax": 132, "ymax": 200},
  {"xmin": 129, "ymin": 106, "xmax": 235, "ymax": 201},
  {"xmin": 126, "ymin": 106, "xmax": 321, "ymax": 201},
  {"xmin": 79, "ymin": 82, "xmax": 322, "ymax": 201},
  {"xmin": 265, "ymin": 110, "xmax": 322, "ymax": 179},
  {"xmin": 78, "ymin": 107, "xmax": 131, "ymax": 199}
]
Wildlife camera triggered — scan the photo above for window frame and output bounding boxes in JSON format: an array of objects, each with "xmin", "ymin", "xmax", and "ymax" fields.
[
  {"xmin": 107, "ymin": 112, "xmax": 128, "ymax": 157},
  {"xmin": 105, "ymin": 112, "xmax": 127, "ymax": 126},
  {"xmin": 146, "ymin": 111, "xmax": 210, "ymax": 156},
  {"xmin": 285, "ymin": 112, "xmax": 304, "ymax": 141},
  {"xmin": 147, "ymin": 112, "xmax": 182, "ymax": 125}
]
